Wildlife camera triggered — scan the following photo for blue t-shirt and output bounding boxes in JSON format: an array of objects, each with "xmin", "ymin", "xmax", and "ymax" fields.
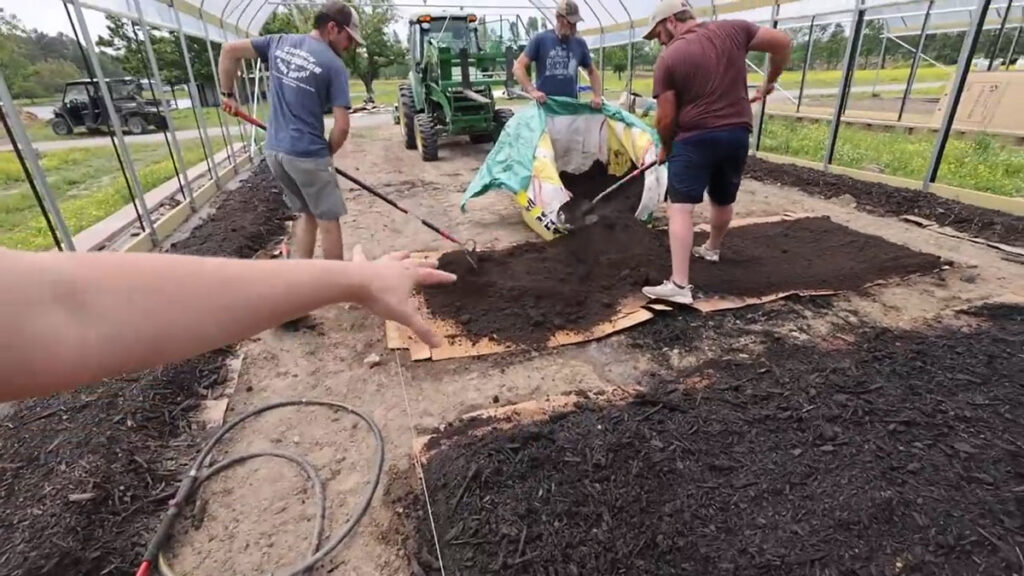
[
  {"xmin": 251, "ymin": 34, "xmax": 351, "ymax": 159},
  {"xmin": 524, "ymin": 30, "xmax": 593, "ymax": 99}
]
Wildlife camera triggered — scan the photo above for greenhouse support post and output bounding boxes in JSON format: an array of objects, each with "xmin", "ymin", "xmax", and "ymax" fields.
[
  {"xmin": 987, "ymin": 0, "xmax": 1013, "ymax": 70},
  {"xmin": 615, "ymin": 0, "xmax": 634, "ymax": 97},
  {"xmin": 579, "ymin": 0, "xmax": 605, "ymax": 95},
  {"xmin": 926, "ymin": 0, "xmax": 993, "ymax": 189},
  {"xmin": 871, "ymin": 29, "xmax": 888, "ymax": 95},
  {"xmin": 70, "ymin": 0, "xmax": 157, "ymax": 242},
  {"xmin": 199, "ymin": 0, "xmax": 237, "ymax": 164},
  {"xmin": 796, "ymin": 16, "xmax": 816, "ymax": 113},
  {"xmin": 133, "ymin": 0, "xmax": 195, "ymax": 209},
  {"xmin": 898, "ymin": 0, "xmax": 934, "ymax": 123},
  {"xmin": 171, "ymin": 0, "xmax": 220, "ymax": 184},
  {"xmin": 0, "ymin": 71, "xmax": 76, "ymax": 251},
  {"xmin": 752, "ymin": 2, "xmax": 780, "ymax": 154},
  {"xmin": 1007, "ymin": 25, "xmax": 1022, "ymax": 69},
  {"xmin": 823, "ymin": 5, "xmax": 866, "ymax": 167}
]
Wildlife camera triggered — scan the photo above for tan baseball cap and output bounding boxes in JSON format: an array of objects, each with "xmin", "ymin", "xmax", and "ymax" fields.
[
  {"xmin": 556, "ymin": 0, "xmax": 584, "ymax": 24},
  {"xmin": 323, "ymin": 1, "xmax": 365, "ymax": 45},
  {"xmin": 642, "ymin": 0, "xmax": 693, "ymax": 41}
]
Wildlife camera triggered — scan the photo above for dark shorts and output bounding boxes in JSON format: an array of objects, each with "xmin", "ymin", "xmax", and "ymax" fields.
[{"xmin": 667, "ymin": 126, "xmax": 750, "ymax": 206}]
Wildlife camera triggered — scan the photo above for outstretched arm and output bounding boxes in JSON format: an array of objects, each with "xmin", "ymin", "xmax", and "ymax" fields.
[{"xmin": 0, "ymin": 247, "xmax": 455, "ymax": 401}]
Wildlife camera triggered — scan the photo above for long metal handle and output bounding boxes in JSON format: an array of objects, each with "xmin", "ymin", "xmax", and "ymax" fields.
[
  {"xmin": 230, "ymin": 108, "xmax": 468, "ymax": 248},
  {"xmin": 584, "ymin": 160, "xmax": 659, "ymax": 214}
]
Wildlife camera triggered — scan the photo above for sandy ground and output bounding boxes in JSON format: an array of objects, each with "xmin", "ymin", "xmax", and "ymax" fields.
[{"xmin": 165, "ymin": 123, "xmax": 1024, "ymax": 575}]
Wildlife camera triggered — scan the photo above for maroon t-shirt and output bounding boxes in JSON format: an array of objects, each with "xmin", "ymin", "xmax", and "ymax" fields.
[{"xmin": 653, "ymin": 20, "xmax": 760, "ymax": 140}]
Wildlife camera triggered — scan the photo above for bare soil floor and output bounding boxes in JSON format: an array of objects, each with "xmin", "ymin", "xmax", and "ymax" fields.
[{"xmin": 161, "ymin": 125, "xmax": 1024, "ymax": 576}]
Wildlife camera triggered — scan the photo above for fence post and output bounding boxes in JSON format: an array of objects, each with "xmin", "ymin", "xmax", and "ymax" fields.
[
  {"xmin": 871, "ymin": 27, "xmax": 888, "ymax": 96},
  {"xmin": 925, "ymin": 0, "xmax": 993, "ymax": 190}
]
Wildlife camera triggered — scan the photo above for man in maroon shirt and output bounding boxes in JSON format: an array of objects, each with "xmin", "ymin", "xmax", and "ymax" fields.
[{"xmin": 641, "ymin": 0, "xmax": 792, "ymax": 304}]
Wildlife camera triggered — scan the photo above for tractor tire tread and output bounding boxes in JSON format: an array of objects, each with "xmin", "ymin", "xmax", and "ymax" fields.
[{"xmin": 414, "ymin": 113, "xmax": 439, "ymax": 162}]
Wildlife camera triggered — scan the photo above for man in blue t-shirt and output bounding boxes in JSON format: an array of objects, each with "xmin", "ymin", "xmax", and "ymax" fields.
[
  {"xmin": 513, "ymin": 0, "xmax": 603, "ymax": 108},
  {"xmin": 218, "ymin": 2, "xmax": 363, "ymax": 261}
]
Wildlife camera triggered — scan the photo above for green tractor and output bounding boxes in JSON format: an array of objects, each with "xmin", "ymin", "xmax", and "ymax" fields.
[{"xmin": 395, "ymin": 13, "xmax": 519, "ymax": 161}]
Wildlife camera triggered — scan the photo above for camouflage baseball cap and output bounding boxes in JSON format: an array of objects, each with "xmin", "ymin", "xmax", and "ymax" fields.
[{"xmin": 556, "ymin": 0, "xmax": 584, "ymax": 24}]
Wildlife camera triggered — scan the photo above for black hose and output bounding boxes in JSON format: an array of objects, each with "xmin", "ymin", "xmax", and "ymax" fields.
[
  {"xmin": 130, "ymin": 20, "xmax": 187, "ymax": 205},
  {"xmin": 0, "ymin": 104, "xmax": 63, "ymax": 250},
  {"xmin": 63, "ymin": 2, "xmax": 146, "ymax": 228},
  {"xmin": 144, "ymin": 399, "xmax": 385, "ymax": 576}
]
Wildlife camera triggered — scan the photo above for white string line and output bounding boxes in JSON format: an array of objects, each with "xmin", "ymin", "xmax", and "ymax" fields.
[{"xmin": 394, "ymin": 351, "xmax": 448, "ymax": 576}]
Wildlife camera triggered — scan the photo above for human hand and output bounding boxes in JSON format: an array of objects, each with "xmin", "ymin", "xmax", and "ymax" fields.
[
  {"xmin": 528, "ymin": 88, "xmax": 548, "ymax": 104},
  {"xmin": 351, "ymin": 245, "xmax": 457, "ymax": 348},
  {"xmin": 750, "ymin": 83, "xmax": 775, "ymax": 103},
  {"xmin": 590, "ymin": 95, "xmax": 603, "ymax": 110},
  {"xmin": 221, "ymin": 96, "xmax": 243, "ymax": 116},
  {"xmin": 658, "ymin": 146, "xmax": 668, "ymax": 166}
]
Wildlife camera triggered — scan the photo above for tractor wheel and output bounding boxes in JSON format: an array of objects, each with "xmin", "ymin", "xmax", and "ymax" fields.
[
  {"xmin": 414, "ymin": 114, "xmax": 439, "ymax": 162},
  {"xmin": 494, "ymin": 108, "xmax": 515, "ymax": 137},
  {"xmin": 469, "ymin": 133, "xmax": 493, "ymax": 144},
  {"xmin": 398, "ymin": 84, "xmax": 417, "ymax": 150},
  {"xmin": 51, "ymin": 117, "xmax": 73, "ymax": 137},
  {"xmin": 126, "ymin": 116, "xmax": 146, "ymax": 135}
]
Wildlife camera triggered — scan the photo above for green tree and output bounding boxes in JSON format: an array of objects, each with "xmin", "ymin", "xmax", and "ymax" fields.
[
  {"xmin": 526, "ymin": 16, "xmax": 540, "ymax": 36},
  {"xmin": 97, "ymin": 15, "xmax": 219, "ymax": 90},
  {"xmin": 341, "ymin": 0, "xmax": 405, "ymax": 101},
  {"xmin": 605, "ymin": 46, "xmax": 627, "ymax": 79},
  {"xmin": 28, "ymin": 59, "xmax": 81, "ymax": 96}
]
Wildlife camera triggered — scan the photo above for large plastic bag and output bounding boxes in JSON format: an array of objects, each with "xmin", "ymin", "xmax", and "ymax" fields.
[{"xmin": 461, "ymin": 97, "xmax": 666, "ymax": 241}]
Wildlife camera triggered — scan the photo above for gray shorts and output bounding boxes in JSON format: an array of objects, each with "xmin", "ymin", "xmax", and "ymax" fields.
[{"xmin": 266, "ymin": 151, "xmax": 347, "ymax": 220}]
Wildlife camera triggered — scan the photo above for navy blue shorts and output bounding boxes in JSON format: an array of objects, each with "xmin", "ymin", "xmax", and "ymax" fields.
[{"xmin": 667, "ymin": 126, "xmax": 750, "ymax": 206}]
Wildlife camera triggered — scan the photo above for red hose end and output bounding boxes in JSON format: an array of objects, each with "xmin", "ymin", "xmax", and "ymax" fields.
[{"xmin": 135, "ymin": 560, "xmax": 151, "ymax": 576}]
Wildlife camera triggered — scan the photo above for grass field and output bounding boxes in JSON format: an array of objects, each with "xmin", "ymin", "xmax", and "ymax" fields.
[
  {"xmin": 760, "ymin": 116, "xmax": 1024, "ymax": 198},
  {"xmin": 0, "ymin": 138, "xmax": 226, "ymax": 250}
]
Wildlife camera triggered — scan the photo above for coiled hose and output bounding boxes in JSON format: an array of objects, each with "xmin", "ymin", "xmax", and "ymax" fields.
[{"xmin": 136, "ymin": 399, "xmax": 385, "ymax": 576}]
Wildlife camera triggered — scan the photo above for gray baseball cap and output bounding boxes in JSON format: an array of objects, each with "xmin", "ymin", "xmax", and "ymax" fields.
[
  {"xmin": 556, "ymin": 0, "xmax": 584, "ymax": 24},
  {"xmin": 642, "ymin": 0, "xmax": 694, "ymax": 41}
]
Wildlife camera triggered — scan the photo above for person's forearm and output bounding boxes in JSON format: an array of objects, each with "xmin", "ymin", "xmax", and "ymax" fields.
[
  {"xmin": 0, "ymin": 251, "xmax": 372, "ymax": 401},
  {"xmin": 218, "ymin": 51, "xmax": 243, "ymax": 96},
  {"xmin": 765, "ymin": 49, "xmax": 792, "ymax": 85},
  {"xmin": 514, "ymin": 64, "xmax": 534, "ymax": 93},
  {"xmin": 655, "ymin": 93, "xmax": 678, "ymax": 153},
  {"xmin": 329, "ymin": 125, "xmax": 349, "ymax": 156},
  {"xmin": 589, "ymin": 67, "xmax": 602, "ymax": 97}
]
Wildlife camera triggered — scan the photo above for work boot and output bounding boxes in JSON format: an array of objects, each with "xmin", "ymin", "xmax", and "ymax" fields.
[
  {"xmin": 693, "ymin": 243, "xmax": 721, "ymax": 263},
  {"xmin": 642, "ymin": 280, "xmax": 694, "ymax": 305}
]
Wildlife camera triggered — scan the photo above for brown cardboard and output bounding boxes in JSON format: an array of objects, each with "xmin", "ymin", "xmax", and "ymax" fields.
[{"xmin": 933, "ymin": 71, "xmax": 1024, "ymax": 133}]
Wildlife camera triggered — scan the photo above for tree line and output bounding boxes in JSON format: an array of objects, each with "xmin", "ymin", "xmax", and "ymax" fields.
[{"xmin": 0, "ymin": 8, "xmax": 218, "ymax": 101}]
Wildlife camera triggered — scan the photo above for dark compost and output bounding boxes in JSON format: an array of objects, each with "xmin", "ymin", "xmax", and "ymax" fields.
[{"xmin": 401, "ymin": 304, "xmax": 1024, "ymax": 575}]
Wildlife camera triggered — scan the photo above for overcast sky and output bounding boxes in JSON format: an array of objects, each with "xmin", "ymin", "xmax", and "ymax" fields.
[{"xmin": 1, "ymin": 0, "xmax": 109, "ymax": 37}]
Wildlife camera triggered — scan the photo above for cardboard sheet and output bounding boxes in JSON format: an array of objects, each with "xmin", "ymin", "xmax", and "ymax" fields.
[
  {"xmin": 385, "ymin": 214, "xmax": 912, "ymax": 361},
  {"xmin": 899, "ymin": 215, "xmax": 1024, "ymax": 257}
]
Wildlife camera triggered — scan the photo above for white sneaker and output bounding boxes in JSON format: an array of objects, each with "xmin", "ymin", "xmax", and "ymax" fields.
[
  {"xmin": 642, "ymin": 281, "xmax": 694, "ymax": 305},
  {"xmin": 693, "ymin": 243, "xmax": 720, "ymax": 263}
]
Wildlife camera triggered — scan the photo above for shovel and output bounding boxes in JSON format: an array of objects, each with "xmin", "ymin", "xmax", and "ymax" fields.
[
  {"xmin": 230, "ymin": 108, "xmax": 480, "ymax": 269},
  {"xmin": 556, "ymin": 160, "xmax": 660, "ymax": 229}
]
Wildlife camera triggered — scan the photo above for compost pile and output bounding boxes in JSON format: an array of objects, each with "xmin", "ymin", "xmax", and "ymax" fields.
[
  {"xmin": 745, "ymin": 156, "xmax": 1024, "ymax": 247},
  {"xmin": 405, "ymin": 304, "xmax": 1024, "ymax": 575},
  {"xmin": 0, "ymin": 162, "xmax": 288, "ymax": 576},
  {"xmin": 422, "ymin": 198, "xmax": 942, "ymax": 346}
]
